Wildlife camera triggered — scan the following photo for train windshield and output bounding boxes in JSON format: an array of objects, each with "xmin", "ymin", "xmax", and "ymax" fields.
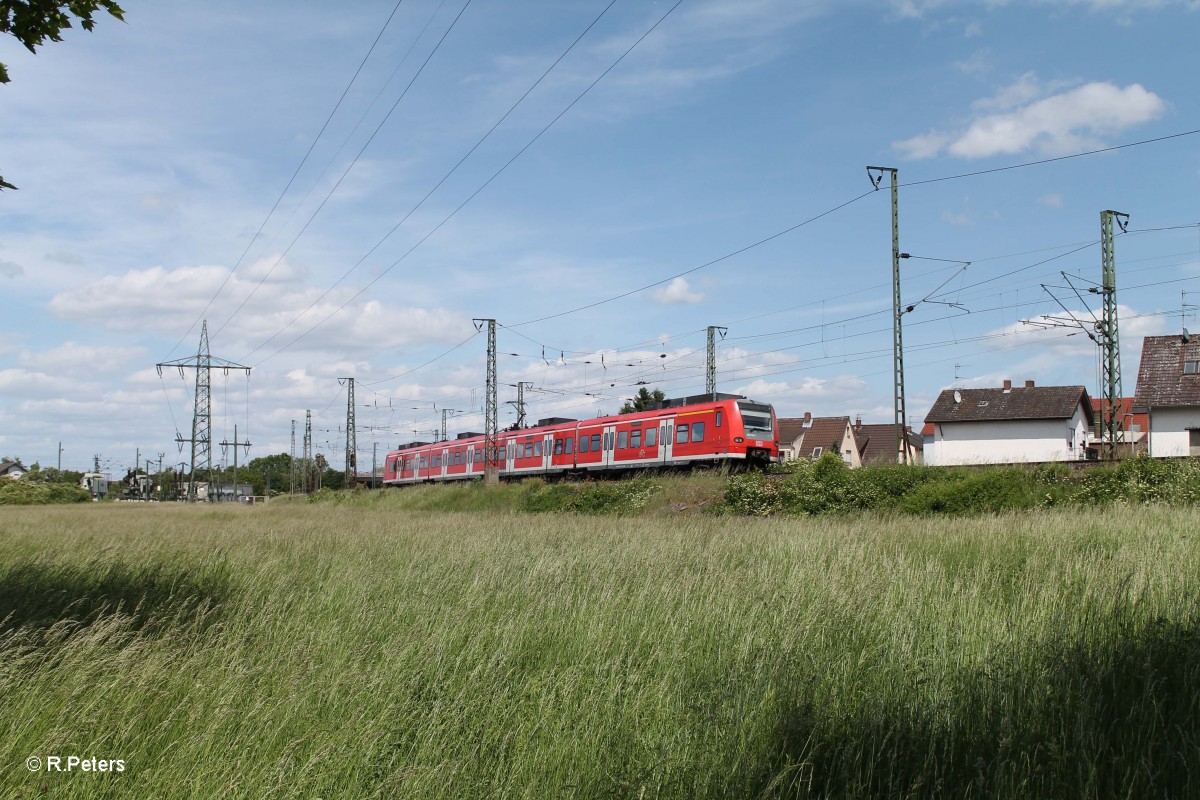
[{"xmin": 737, "ymin": 401, "xmax": 774, "ymax": 438}]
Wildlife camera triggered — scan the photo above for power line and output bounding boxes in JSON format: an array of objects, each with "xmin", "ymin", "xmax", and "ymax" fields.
[
  {"xmin": 169, "ymin": 0, "xmax": 408, "ymax": 357},
  {"xmin": 246, "ymin": 0, "xmax": 690, "ymax": 366},
  {"xmin": 228, "ymin": 0, "xmax": 479, "ymax": 351}
]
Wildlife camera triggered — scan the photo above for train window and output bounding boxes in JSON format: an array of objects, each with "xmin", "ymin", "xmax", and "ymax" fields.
[
  {"xmin": 565, "ymin": 437, "xmax": 573, "ymax": 454},
  {"xmin": 618, "ymin": 431, "xmax": 628, "ymax": 449},
  {"xmin": 715, "ymin": 410, "xmax": 723, "ymax": 427},
  {"xmin": 645, "ymin": 427, "xmax": 657, "ymax": 447},
  {"xmin": 676, "ymin": 424, "xmax": 690, "ymax": 444},
  {"xmin": 534, "ymin": 441, "xmax": 542, "ymax": 457},
  {"xmin": 591, "ymin": 433, "xmax": 601, "ymax": 451},
  {"xmin": 579, "ymin": 436, "xmax": 590, "ymax": 453},
  {"xmin": 631, "ymin": 429, "xmax": 641, "ymax": 448},
  {"xmin": 523, "ymin": 443, "xmax": 532, "ymax": 458},
  {"xmin": 693, "ymin": 422, "xmax": 705, "ymax": 442},
  {"xmin": 554, "ymin": 439, "xmax": 563, "ymax": 456}
]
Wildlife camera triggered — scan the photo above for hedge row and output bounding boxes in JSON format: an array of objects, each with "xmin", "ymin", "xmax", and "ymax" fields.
[{"xmin": 721, "ymin": 453, "xmax": 1200, "ymax": 517}]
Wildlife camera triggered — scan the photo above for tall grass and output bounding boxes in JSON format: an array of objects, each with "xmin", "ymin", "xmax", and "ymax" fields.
[{"xmin": 1, "ymin": 503, "xmax": 1197, "ymax": 798}]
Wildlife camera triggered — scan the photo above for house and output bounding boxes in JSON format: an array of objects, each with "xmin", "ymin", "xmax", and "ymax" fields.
[
  {"xmin": 923, "ymin": 380, "xmax": 1094, "ymax": 466},
  {"xmin": 786, "ymin": 415, "xmax": 861, "ymax": 466},
  {"xmin": 1132, "ymin": 334, "xmax": 1200, "ymax": 457},
  {"xmin": 1087, "ymin": 397, "xmax": 1148, "ymax": 454},
  {"xmin": 852, "ymin": 419, "xmax": 923, "ymax": 465},
  {"xmin": 0, "ymin": 460, "xmax": 28, "ymax": 479},
  {"xmin": 776, "ymin": 414, "xmax": 811, "ymax": 461}
]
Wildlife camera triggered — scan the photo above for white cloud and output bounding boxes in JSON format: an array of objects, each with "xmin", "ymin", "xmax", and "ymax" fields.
[
  {"xmin": 1038, "ymin": 193, "xmax": 1065, "ymax": 208},
  {"xmin": 46, "ymin": 263, "xmax": 471, "ymax": 353},
  {"xmin": 0, "ymin": 260, "xmax": 23, "ymax": 278},
  {"xmin": 18, "ymin": 342, "xmax": 146, "ymax": 373},
  {"xmin": 894, "ymin": 76, "xmax": 1167, "ymax": 160},
  {"xmin": 652, "ymin": 277, "xmax": 705, "ymax": 305}
]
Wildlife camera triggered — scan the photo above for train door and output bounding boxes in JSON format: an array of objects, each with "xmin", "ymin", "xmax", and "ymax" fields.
[
  {"xmin": 660, "ymin": 418, "xmax": 674, "ymax": 464},
  {"xmin": 602, "ymin": 424, "xmax": 617, "ymax": 468},
  {"xmin": 542, "ymin": 434, "xmax": 553, "ymax": 473}
]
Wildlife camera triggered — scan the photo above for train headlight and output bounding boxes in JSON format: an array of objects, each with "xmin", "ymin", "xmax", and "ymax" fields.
[{"xmin": 734, "ymin": 437, "xmax": 744, "ymax": 443}]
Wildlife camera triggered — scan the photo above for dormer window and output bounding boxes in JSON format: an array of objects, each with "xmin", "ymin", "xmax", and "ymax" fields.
[{"xmin": 1184, "ymin": 360, "xmax": 1200, "ymax": 375}]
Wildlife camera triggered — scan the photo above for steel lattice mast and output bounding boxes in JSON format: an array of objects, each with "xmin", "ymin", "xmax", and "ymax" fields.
[
  {"xmin": 343, "ymin": 378, "xmax": 356, "ymax": 482},
  {"xmin": 1100, "ymin": 210, "xmax": 1129, "ymax": 460},
  {"xmin": 706, "ymin": 326, "xmax": 727, "ymax": 399},
  {"xmin": 156, "ymin": 320, "xmax": 250, "ymax": 502},
  {"xmin": 474, "ymin": 319, "xmax": 498, "ymax": 484}
]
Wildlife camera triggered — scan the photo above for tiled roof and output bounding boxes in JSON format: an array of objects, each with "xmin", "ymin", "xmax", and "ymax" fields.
[
  {"xmin": 925, "ymin": 386, "xmax": 1093, "ymax": 424},
  {"xmin": 777, "ymin": 417, "xmax": 808, "ymax": 446},
  {"xmin": 854, "ymin": 423, "xmax": 922, "ymax": 464},
  {"xmin": 795, "ymin": 416, "xmax": 851, "ymax": 459},
  {"xmin": 1132, "ymin": 335, "xmax": 1200, "ymax": 409}
]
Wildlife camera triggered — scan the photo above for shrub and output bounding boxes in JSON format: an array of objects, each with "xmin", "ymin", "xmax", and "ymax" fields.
[{"xmin": 0, "ymin": 480, "xmax": 89, "ymax": 505}]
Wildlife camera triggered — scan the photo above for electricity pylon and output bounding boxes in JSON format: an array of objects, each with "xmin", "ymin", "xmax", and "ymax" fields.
[{"xmin": 157, "ymin": 320, "xmax": 251, "ymax": 501}]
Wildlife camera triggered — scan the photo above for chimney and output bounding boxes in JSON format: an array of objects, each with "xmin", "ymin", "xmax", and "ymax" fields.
[
  {"xmin": 1025, "ymin": 379, "xmax": 1035, "ymax": 388},
  {"xmin": 1002, "ymin": 379, "xmax": 1012, "ymax": 392},
  {"xmin": 803, "ymin": 412, "xmax": 812, "ymax": 424},
  {"xmin": 854, "ymin": 414, "xmax": 862, "ymax": 431}
]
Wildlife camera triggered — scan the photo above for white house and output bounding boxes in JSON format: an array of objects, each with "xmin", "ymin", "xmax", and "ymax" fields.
[
  {"xmin": 1133, "ymin": 334, "xmax": 1200, "ymax": 457},
  {"xmin": 0, "ymin": 460, "xmax": 28, "ymax": 479},
  {"xmin": 923, "ymin": 381, "xmax": 1094, "ymax": 466}
]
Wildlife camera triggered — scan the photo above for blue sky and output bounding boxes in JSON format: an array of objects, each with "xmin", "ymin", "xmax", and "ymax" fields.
[{"xmin": 2, "ymin": 0, "xmax": 1198, "ymax": 475}]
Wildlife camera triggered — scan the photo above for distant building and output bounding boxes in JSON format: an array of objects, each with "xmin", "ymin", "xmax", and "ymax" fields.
[
  {"xmin": 852, "ymin": 419, "xmax": 923, "ymax": 465},
  {"xmin": 783, "ymin": 415, "xmax": 861, "ymax": 466},
  {"xmin": 1087, "ymin": 397, "xmax": 1148, "ymax": 454},
  {"xmin": 0, "ymin": 460, "xmax": 28, "ymax": 479},
  {"xmin": 776, "ymin": 414, "xmax": 811, "ymax": 461},
  {"xmin": 923, "ymin": 380, "xmax": 1094, "ymax": 466},
  {"xmin": 1132, "ymin": 334, "xmax": 1200, "ymax": 457}
]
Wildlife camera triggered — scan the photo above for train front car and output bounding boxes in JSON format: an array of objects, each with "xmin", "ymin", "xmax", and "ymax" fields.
[{"xmin": 730, "ymin": 398, "xmax": 779, "ymax": 467}]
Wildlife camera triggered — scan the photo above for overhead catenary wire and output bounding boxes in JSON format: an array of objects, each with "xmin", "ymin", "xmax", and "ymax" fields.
[
  {"xmin": 168, "ymin": 0, "xmax": 409, "ymax": 357},
  {"xmin": 244, "ymin": 0, "xmax": 689, "ymax": 366}
]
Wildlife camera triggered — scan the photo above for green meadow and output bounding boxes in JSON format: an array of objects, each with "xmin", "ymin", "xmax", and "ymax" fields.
[{"xmin": 2, "ymin": 500, "xmax": 1198, "ymax": 798}]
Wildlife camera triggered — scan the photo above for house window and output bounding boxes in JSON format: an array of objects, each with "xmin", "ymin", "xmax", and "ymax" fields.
[
  {"xmin": 811, "ymin": 446, "xmax": 823, "ymax": 458},
  {"xmin": 1185, "ymin": 360, "xmax": 1200, "ymax": 375},
  {"xmin": 1191, "ymin": 429, "xmax": 1200, "ymax": 457}
]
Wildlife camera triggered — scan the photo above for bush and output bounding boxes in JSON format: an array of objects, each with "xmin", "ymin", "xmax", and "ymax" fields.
[
  {"xmin": 0, "ymin": 480, "xmax": 89, "ymax": 505},
  {"xmin": 900, "ymin": 468, "xmax": 1054, "ymax": 515}
]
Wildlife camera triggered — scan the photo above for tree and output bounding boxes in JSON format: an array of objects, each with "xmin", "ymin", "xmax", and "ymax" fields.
[
  {"xmin": 1, "ymin": 0, "xmax": 125, "ymax": 190},
  {"xmin": 619, "ymin": 387, "xmax": 666, "ymax": 415}
]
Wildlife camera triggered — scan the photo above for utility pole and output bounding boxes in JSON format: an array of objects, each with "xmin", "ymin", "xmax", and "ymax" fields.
[
  {"xmin": 706, "ymin": 326, "xmax": 727, "ymax": 399},
  {"xmin": 1100, "ymin": 210, "xmax": 1129, "ymax": 460},
  {"xmin": 474, "ymin": 319, "xmax": 498, "ymax": 484},
  {"xmin": 156, "ymin": 320, "xmax": 251, "ymax": 501},
  {"xmin": 341, "ymin": 378, "xmax": 356, "ymax": 484},
  {"xmin": 867, "ymin": 166, "xmax": 909, "ymax": 465},
  {"xmin": 58, "ymin": 442, "xmax": 63, "ymax": 471},
  {"xmin": 372, "ymin": 442, "xmax": 378, "ymax": 489},
  {"xmin": 440, "ymin": 408, "xmax": 462, "ymax": 442},
  {"xmin": 289, "ymin": 419, "xmax": 297, "ymax": 495},
  {"xmin": 218, "ymin": 425, "xmax": 252, "ymax": 501},
  {"xmin": 303, "ymin": 410, "xmax": 313, "ymax": 493},
  {"xmin": 506, "ymin": 383, "xmax": 532, "ymax": 429}
]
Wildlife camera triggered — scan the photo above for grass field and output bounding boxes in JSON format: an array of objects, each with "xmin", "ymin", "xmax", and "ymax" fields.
[{"xmin": 2, "ymin": 501, "xmax": 1198, "ymax": 798}]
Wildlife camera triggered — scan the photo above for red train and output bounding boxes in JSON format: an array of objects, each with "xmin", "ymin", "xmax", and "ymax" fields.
[{"xmin": 381, "ymin": 394, "xmax": 779, "ymax": 485}]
